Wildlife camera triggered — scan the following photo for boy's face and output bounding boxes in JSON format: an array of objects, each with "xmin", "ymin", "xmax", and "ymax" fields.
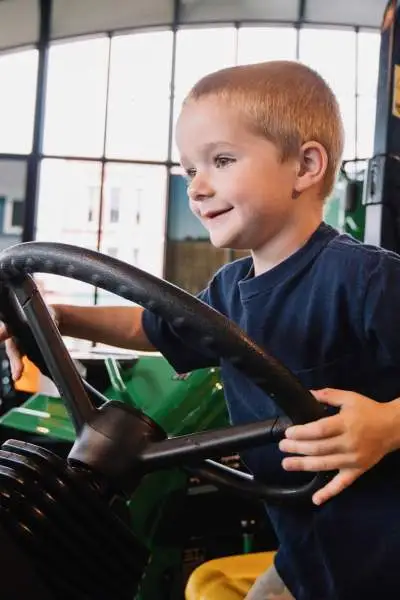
[{"xmin": 176, "ymin": 97, "xmax": 300, "ymax": 251}]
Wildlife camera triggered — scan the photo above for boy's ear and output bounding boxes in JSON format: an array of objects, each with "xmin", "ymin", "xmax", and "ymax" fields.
[{"xmin": 293, "ymin": 141, "xmax": 328, "ymax": 195}]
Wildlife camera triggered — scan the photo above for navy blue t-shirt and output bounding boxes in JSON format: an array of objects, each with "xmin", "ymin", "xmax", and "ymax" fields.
[{"xmin": 142, "ymin": 222, "xmax": 400, "ymax": 599}]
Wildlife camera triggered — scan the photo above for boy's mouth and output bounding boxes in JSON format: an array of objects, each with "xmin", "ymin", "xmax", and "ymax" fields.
[{"xmin": 203, "ymin": 208, "xmax": 233, "ymax": 220}]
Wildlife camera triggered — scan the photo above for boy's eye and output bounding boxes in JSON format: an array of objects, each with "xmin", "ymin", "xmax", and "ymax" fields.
[
  {"xmin": 214, "ymin": 155, "xmax": 234, "ymax": 168},
  {"xmin": 184, "ymin": 168, "xmax": 196, "ymax": 181}
]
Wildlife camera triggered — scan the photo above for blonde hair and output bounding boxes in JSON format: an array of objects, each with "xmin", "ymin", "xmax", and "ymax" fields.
[{"xmin": 185, "ymin": 61, "xmax": 344, "ymax": 197}]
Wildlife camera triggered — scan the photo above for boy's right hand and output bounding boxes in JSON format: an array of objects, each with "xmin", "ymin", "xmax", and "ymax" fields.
[
  {"xmin": 0, "ymin": 322, "xmax": 24, "ymax": 381},
  {"xmin": 0, "ymin": 305, "xmax": 60, "ymax": 382}
]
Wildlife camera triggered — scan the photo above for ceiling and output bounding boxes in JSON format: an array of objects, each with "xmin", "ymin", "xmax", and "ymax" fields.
[{"xmin": 0, "ymin": 0, "xmax": 388, "ymax": 51}]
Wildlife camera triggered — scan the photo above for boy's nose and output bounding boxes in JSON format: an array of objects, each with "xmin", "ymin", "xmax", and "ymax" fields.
[{"xmin": 188, "ymin": 173, "xmax": 215, "ymax": 201}]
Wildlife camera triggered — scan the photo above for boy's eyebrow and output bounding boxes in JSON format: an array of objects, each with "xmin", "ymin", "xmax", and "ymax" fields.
[
  {"xmin": 180, "ymin": 141, "xmax": 237, "ymax": 164},
  {"xmin": 202, "ymin": 141, "xmax": 237, "ymax": 152}
]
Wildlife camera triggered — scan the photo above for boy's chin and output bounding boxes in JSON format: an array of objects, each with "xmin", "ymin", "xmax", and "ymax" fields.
[
  {"xmin": 210, "ymin": 239, "xmax": 233, "ymax": 250},
  {"xmin": 210, "ymin": 234, "xmax": 247, "ymax": 251}
]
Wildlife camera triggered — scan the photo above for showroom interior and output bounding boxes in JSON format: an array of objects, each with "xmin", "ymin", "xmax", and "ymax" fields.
[{"xmin": 0, "ymin": 1, "xmax": 395, "ymax": 599}]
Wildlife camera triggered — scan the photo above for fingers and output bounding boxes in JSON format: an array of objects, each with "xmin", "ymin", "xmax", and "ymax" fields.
[
  {"xmin": 312, "ymin": 388, "xmax": 345, "ymax": 406},
  {"xmin": 312, "ymin": 388, "xmax": 359, "ymax": 407},
  {"xmin": 280, "ymin": 388, "xmax": 377, "ymax": 505},
  {"xmin": 0, "ymin": 322, "xmax": 9, "ymax": 342},
  {"xmin": 282, "ymin": 453, "xmax": 355, "ymax": 472},
  {"xmin": 312, "ymin": 469, "xmax": 360, "ymax": 506},
  {"xmin": 0, "ymin": 323, "xmax": 24, "ymax": 381},
  {"xmin": 5, "ymin": 338, "xmax": 23, "ymax": 381},
  {"xmin": 279, "ymin": 436, "xmax": 345, "ymax": 456},
  {"xmin": 285, "ymin": 414, "xmax": 343, "ymax": 441}
]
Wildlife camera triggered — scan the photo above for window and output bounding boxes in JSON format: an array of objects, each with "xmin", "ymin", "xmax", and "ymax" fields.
[
  {"xmin": 107, "ymin": 247, "xmax": 118, "ymax": 258},
  {"xmin": 357, "ymin": 96, "xmax": 377, "ymax": 158},
  {"xmin": 174, "ymin": 27, "xmax": 236, "ymax": 104},
  {"xmin": 357, "ymin": 31, "xmax": 381, "ymax": 97},
  {"xmin": 12, "ymin": 26, "xmax": 375, "ymax": 315},
  {"xmin": 11, "ymin": 200, "xmax": 24, "ymax": 228},
  {"xmin": 357, "ymin": 31, "xmax": 381, "ymax": 158},
  {"xmin": 134, "ymin": 186, "xmax": 142, "ymax": 225},
  {"xmin": 87, "ymin": 185, "xmax": 100, "ymax": 223},
  {"xmin": 172, "ymin": 27, "xmax": 237, "ymax": 160},
  {"xmin": 0, "ymin": 48, "xmax": 38, "ymax": 154},
  {"xmin": 36, "ymin": 159, "xmax": 102, "ymax": 308},
  {"xmin": 237, "ymin": 26, "xmax": 297, "ymax": 64},
  {"xmin": 338, "ymin": 96, "xmax": 357, "ymax": 159},
  {"xmin": 0, "ymin": 160, "xmax": 27, "ymax": 245},
  {"xmin": 165, "ymin": 168, "xmax": 229, "ymax": 293},
  {"xmin": 3, "ymin": 198, "xmax": 25, "ymax": 234},
  {"xmin": 299, "ymin": 28, "xmax": 357, "ymax": 97},
  {"xmin": 96, "ymin": 163, "xmax": 168, "ymax": 308},
  {"xmin": 43, "ymin": 37, "xmax": 110, "ymax": 157},
  {"xmin": 106, "ymin": 31, "xmax": 173, "ymax": 161},
  {"xmin": 109, "ymin": 187, "xmax": 120, "ymax": 223},
  {"xmin": 167, "ymin": 171, "xmax": 208, "ymax": 241},
  {"xmin": 37, "ymin": 159, "xmax": 102, "ymax": 246},
  {"xmin": 98, "ymin": 163, "xmax": 167, "ymax": 288},
  {"xmin": 299, "ymin": 27, "xmax": 357, "ymax": 160}
]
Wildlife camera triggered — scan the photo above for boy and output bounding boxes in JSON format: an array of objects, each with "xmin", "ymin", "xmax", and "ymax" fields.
[{"xmin": 4, "ymin": 60, "xmax": 400, "ymax": 599}]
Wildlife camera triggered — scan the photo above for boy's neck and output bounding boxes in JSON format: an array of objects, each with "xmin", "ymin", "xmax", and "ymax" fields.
[{"xmin": 251, "ymin": 212, "xmax": 324, "ymax": 277}]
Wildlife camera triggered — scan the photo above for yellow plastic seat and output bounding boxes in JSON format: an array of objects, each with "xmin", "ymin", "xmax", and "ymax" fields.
[
  {"xmin": 14, "ymin": 357, "xmax": 40, "ymax": 394},
  {"xmin": 185, "ymin": 551, "xmax": 276, "ymax": 600}
]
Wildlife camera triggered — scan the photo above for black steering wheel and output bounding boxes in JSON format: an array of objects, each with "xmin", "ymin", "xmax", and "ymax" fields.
[{"xmin": 0, "ymin": 241, "xmax": 329, "ymax": 504}]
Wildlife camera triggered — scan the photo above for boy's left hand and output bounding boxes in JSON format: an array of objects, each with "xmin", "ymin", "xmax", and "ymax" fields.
[{"xmin": 279, "ymin": 388, "xmax": 399, "ymax": 506}]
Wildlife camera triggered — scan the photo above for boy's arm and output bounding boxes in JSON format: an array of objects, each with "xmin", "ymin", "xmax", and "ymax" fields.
[
  {"xmin": 54, "ymin": 304, "xmax": 155, "ymax": 351},
  {"xmin": 1, "ymin": 304, "xmax": 155, "ymax": 381},
  {"xmin": 3, "ymin": 297, "xmax": 220, "ymax": 380},
  {"xmin": 2, "ymin": 266, "xmax": 222, "ymax": 381},
  {"xmin": 56, "ymin": 302, "xmax": 219, "ymax": 374}
]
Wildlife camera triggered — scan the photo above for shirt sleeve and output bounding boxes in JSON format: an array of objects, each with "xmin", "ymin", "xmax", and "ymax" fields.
[
  {"xmin": 363, "ymin": 251, "xmax": 400, "ymax": 366},
  {"xmin": 141, "ymin": 282, "xmax": 220, "ymax": 374}
]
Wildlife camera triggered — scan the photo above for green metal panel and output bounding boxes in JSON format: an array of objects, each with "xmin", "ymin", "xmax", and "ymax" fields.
[
  {"xmin": 324, "ymin": 172, "xmax": 366, "ymax": 242},
  {"xmin": 0, "ymin": 355, "xmax": 228, "ymax": 439},
  {"xmin": 343, "ymin": 180, "xmax": 366, "ymax": 242}
]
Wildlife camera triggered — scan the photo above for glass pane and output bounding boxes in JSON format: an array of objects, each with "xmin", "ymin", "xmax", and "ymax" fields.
[
  {"xmin": 0, "ymin": 49, "xmax": 38, "ymax": 154},
  {"xmin": 106, "ymin": 31, "xmax": 173, "ymax": 161},
  {"xmin": 165, "ymin": 168, "xmax": 240, "ymax": 294},
  {"xmin": 167, "ymin": 169, "xmax": 208, "ymax": 242},
  {"xmin": 338, "ymin": 95, "xmax": 356, "ymax": 160},
  {"xmin": 0, "ymin": 160, "xmax": 27, "ymax": 249},
  {"xmin": 35, "ymin": 159, "xmax": 103, "ymax": 319},
  {"xmin": 299, "ymin": 28, "xmax": 357, "ymax": 99},
  {"xmin": 96, "ymin": 163, "xmax": 167, "ymax": 306},
  {"xmin": 43, "ymin": 37, "xmax": 109, "ymax": 157},
  {"xmin": 357, "ymin": 96, "xmax": 377, "ymax": 158},
  {"xmin": 172, "ymin": 27, "xmax": 236, "ymax": 161},
  {"xmin": 237, "ymin": 26, "xmax": 297, "ymax": 65},
  {"xmin": 357, "ymin": 31, "xmax": 381, "ymax": 97}
]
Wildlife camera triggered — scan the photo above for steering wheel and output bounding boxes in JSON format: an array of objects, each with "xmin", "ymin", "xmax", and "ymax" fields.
[{"xmin": 0, "ymin": 241, "xmax": 330, "ymax": 504}]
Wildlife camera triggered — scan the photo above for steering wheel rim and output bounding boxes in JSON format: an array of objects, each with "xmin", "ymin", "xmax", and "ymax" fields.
[{"xmin": 0, "ymin": 241, "xmax": 328, "ymax": 501}]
